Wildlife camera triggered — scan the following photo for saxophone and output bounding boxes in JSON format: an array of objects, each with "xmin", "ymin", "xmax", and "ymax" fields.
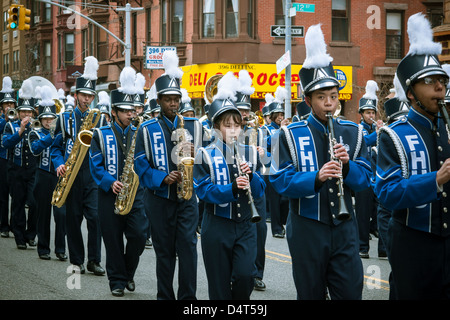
[
  {"xmin": 174, "ymin": 113, "xmax": 194, "ymax": 200},
  {"xmin": 51, "ymin": 108, "xmax": 101, "ymax": 207},
  {"xmin": 114, "ymin": 116, "xmax": 143, "ymax": 215}
]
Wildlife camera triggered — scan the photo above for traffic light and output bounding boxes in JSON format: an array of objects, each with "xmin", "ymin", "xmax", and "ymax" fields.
[
  {"xmin": 7, "ymin": 4, "xmax": 20, "ymax": 30},
  {"xmin": 18, "ymin": 6, "xmax": 31, "ymax": 31}
]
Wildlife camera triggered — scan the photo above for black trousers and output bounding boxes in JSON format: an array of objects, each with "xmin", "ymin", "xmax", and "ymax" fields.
[
  {"xmin": 0, "ymin": 158, "xmax": 10, "ymax": 232},
  {"xmin": 9, "ymin": 164, "xmax": 37, "ymax": 246},
  {"xmin": 147, "ymin": 191, "xmax": 198, "ymax": 300},
  {"xmin": 254, "ymin": 194, "xmax": 267, "ymax": 280},
  {"xmin": 65, "ymin": 166, "xmax": 101, "ymax": 265},
  {"xmin": 98, "ymin": 187, "xmax": 148, "ymax": 291},
  {"xmin": 33, "ymin": 169, "xmax": 66, "ymax": 256}
]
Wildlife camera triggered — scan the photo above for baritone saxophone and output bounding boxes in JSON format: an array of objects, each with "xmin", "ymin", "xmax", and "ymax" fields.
[
  {"xmin": 51, "ymin": 108, "xmax": 100, "ymax": 207},
  {"xmin": 114, "ymin": 116, "xmax": 143, "ymax": 215}
]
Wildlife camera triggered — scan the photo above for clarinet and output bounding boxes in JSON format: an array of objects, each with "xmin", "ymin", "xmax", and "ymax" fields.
[
  {"xmin": 232, "ymin": 137, "xmax": 261, "ymax": 223},
  {"xmin": 326, "ymin": 112, "xmax": 351, "ymax": 221}
]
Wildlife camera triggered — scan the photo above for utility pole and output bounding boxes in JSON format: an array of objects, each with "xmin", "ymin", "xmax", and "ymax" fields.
[
  {"xmin": 285, "ymin": 0, "xmax": 292, "ymax": 119},
  {"xmin": 38, "ymin": 0, "xmax": 142, "ymax": 67}
]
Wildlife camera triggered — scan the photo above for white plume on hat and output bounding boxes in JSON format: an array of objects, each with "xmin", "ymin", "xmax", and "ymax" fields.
[
  {"xmin": 66, "ymin": 95, "xmax": 75, "ymax": 106},
  {"xmin": 273, "ymin": 86, "xmax": 289, "ymax": 104},
  {"xmin": 19, "ymin": 79, "xmax": 34, "ymax": 99},
  {"xmin": 238, "ymin": 70, "xmax": 255, "ymax": 95},
  {"xmin": 1, "ymin": 76, "xmax": 13, "ymax": 93},
  {"xmin": 302, "ymin": 24, "xmax": 333, "ymax": 69},
  {"xmin": 162, "ymin": 50, "xmax": 184, "ymax": 79},
  {"xmin": 362, "ymin": 80, "xmax": 379, "ymax": 100},
  {"xmin": 148, "ymin": 83, "xmax": 157, "ymax": 101},
  {"xmin": 97, "ymin": 91, "xmax": 110, "ymax": 106},
  {"xmin": 265, "ymin": 93, "xmax": 275, "ymax": 106},
  {"xmin": 393, "ymin": 73, "xmax": 408, "ymax": 102},
  {"xmin": 57, "ymin": 88, "xmax": 66, "ymax": 99},
  {"xmin": 82, "ymin": 56, "xmax": 99, "ymax": 80},
  {"xmin": 34, "ymin": 86, "xmax": 42, "ymax": 99},
  {"xmin": 214, "ymin": 72, "xmax": 239, "ymax": 102},
  {"xmin": 118, "ymin": 66, "xmax": 137, "ymax": 95},
  {"xmin": 181, "ymin": 88, "xmax": 191, "ymax": 104},
  {"xmin": 40, "ymin": 86, "xmax": 55, "ymax": 107},
  {"xmin": 135, "ymin": 73, "xmax": 146, "ymax": 95},
  {"xmin": 407, "ymin": 13, "xmax": 442, "ymax": 56},
  {"xmin": 442, "ymin": 64, "xmax": 450, "ymax": 88}
]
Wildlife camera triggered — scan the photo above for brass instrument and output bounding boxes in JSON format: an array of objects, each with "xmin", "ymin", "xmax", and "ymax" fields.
[
  {"xmin": 232, "ymin": 137, "xmax": 261, "ymax": 223},
  {"xmin": 51, "ymin": 108, "xmax": 101, "ymax": 207},
  {"xmin": 175, "ymin": 113, "xmax": 194, "ymax": 200},
  {"xmin": 204, "ymin": 74, "xmax": 223, "ymax": 104},
  {"xmin": 438, "ymin": 100, "xmax": 450, "ymax": 144},
  {"xmin": 114, "ymin": 116, "xmax": 144, "ymax": 215},
  {"xmin": 53, "ymin": 98, "xmax": 64, "ymax": 114},
  {"xmin": 7, "ymin": 108, "xmax": 17, "ymax": 121},
  {"xmin": 31, "ymin": 118, "xmax": 41, "ymax": 130},
  {"xmin": 326, "ymin": 112, "xmax": 351, "ymax": 221}
]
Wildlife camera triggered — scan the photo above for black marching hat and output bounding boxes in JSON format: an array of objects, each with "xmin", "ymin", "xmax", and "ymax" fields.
[
  {"xmin": 358, "ymin": 80, "xmax": 379, "ymax": 113},
  {"xmin": 155, "ymin": 50, "xmax": 183, "ymax": 97},
  {"xmin": 110, "ymin": 67, "xmax": 137, "ymax": 110},
  {"xmin": 396, "ymin": 13, "xmax": 448, "ymax": 103},
  {"xmin": 38, "ymin": 86, "xmax": 57, "ymax": 119},
  {"xmin": 179, "ymin": 88, "xmax": 195, "ymax": 114},
  {"xmin": 97, "ymin": 91, "xmax": 111, "ymax": 116},
  {"xmin": 76, "ymin": 56, "xmax": 99, "ymax": 96},
  {"xmin": 299, "ymin": 24, "xmax": 340, "ymax": 96},
  {"xmin": 268, "ymin": 86, "xmax": 288, "ymax": 115},
  {"xmin": 0, "ymin": 76, "xmax": 16, "ymax": 106},
  {"xmin": 208, "ymin": 72, "xmax": 241, "ymax": 124},
  {"xmin": 17, "ymin": 79, "xmax": 35, "ymax": 112},
  {"xmin": 235, "ymin": 70, "xmax": 255, "ymax": 110},
  {"xmin": 296, "ymin": 100, "xmax": 310, "ymax": 120}
]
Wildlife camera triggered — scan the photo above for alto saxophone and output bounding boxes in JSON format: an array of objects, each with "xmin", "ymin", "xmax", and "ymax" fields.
[
  {"xmin": 51, "ymin": 108, "xmax": 100, "ymax": 207},
  {"xmin": 114, "ymin": 116, "xmax": 143, "ymax": 215},
  {"xmin": 174, "ymin": 113, "xmax": 194, "ymax": 200}
]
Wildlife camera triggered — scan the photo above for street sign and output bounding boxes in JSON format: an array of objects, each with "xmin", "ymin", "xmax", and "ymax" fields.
[
  {"xmin": 270, "ymin": 25, "xmax": 304, "ymax": 37},
  {"xmin": 292, "ymin": 3, "xmax": 315, "ymax": 13},
  {"xmin": 276, "ymin": 50, "xmax": 291, "ymax": 74},
  {"xmin": 144, "ymin": 46, "xmax": 176, "ymax": 69}
]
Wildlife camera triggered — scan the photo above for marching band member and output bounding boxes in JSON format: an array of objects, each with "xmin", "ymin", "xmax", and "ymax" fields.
[
  {"xmin": 64, "ymin": 95, "xmax": 75, "ymax": 113},
  {"xmin": 374, "ymin": 13, "xmax": 450, "ymax": 299},
  {"xmin": 134, "ymin": 50, "xmax": 202, "ymax": 300},
  {"xmin": 51, "ymin": 56, "xmax": 104, "ymax": 275},
  {"xmin": 235, "ymin": 70, "xmax": 268, "ymax": 292},
  {"xmin": 0, "ymin": 76, "xmax": 16, "ymax": 238},
  {"xmin": 292, "ymin": 99, "xmax": 310, "ymax": 122},
  {"xmin": 2, "ymin": 79, "xmax": 38, "ymax": 250},
  {"xmin": 265, "ymin": 87, "xmax": 290, "ymax": 239},
  {"xmin": 355, "ymin": 80, "xmax": 383, "ymax": 259},
  {"xmin": 270, "ymin": 24, "xmax": 372, "ymax": 300},
  {"xmin": 147, "ymin": 84, "xmax": 161, "ymax": 119},
  {"xmin": 57, "ymin": 88, "xmax": 66, "ymax": 106},
  {"xmin": 193, "ymin": 71, "xmax": 266, "ymax": 300},
  {"xmin": 29, "ymin": 85, "xmax": 67, "ymax": 261},
  {"xmin": 97, "ymin": 91, "xmax": 111, "ymax": 127},
  {"xmin": 89, "ymin": 67, "xmax": 148, "ymax": 297}
]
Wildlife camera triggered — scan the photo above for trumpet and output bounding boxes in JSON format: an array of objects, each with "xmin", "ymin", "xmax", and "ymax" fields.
[
  {"xmin": 232, "ymin": 137, "xmax": 261, "ymax": 223},
  {"xmin": 326, "ymin": 112, "xmax": 351, "ymax": 221},
  {"xmin": 7, "ymin": 108, "xmax": 17, "ymax": 121},
  {"xmin": 31, "ymin": 118, "xmax": 41, "ymax": 129}
]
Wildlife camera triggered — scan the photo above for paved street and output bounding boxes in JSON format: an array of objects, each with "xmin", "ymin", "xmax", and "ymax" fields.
[{"xmin": 0, "ymin": 217, "xmax": 391, "ymax": 301}]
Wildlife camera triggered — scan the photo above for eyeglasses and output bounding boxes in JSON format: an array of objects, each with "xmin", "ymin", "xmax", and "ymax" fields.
[{"xmin": 421, "ymin": 76, "xmax": 449, "ymax": 86}]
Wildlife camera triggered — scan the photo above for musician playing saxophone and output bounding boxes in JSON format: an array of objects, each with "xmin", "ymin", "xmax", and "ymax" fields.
[
  {"xmin": 89, "ymin": 67, "xmax": 148, "ymax": 297},
  {"xmin": 133, "ymin": 50, "xmax": 204, "ymax": 300},
  {"xmin": 269, "ymin": 24, "xmax": 372, "ymax": 300},
  {"xmin": 50, "ymin": 56, "xmax": 104, "ymax": 275},
  {"xmin": 193, "ymin": 72, "xmax": 266, "ymax": 299}
]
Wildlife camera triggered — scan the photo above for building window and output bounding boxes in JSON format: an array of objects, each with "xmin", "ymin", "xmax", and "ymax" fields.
[
  {"xmin": 202, "ymin": 0, "xmax": 215, "ymax": 38},
  {"xmin": 97, "ymin": 28, "xmax": 107, "ymax": 61},
  {"xmin": 386, "ymin": 12, "xmax": 403, "ymax": 60},
  {"xmin": 13, "ymin": 51, "xmax": 19, "ymax": 72},
  {"xmin": 171, "ymin": 0, "xmax": 185, "ymax": 43},
  {"xmin": 226, "ymin": 0, "xmax": 239, "ymax": 38},
  {"xmin": 332, "ymin": 0, "xmax": 349, "ymax": 42},
  {"xmin": 247, "ymin": 0, "xmax": 253, "ymax": 38},
  {"xmin": 65, "ymin": 33, "xmax": 74, "ymax": 67},
  {"xmin": 161, "ymin": 0, "xmax": 167, "ymax": 43},
  {"xmin": 275, "ymin": 0, "xmax": 285, "ymax": 25},
  {"xmin": 44, "ymin": 3, "xmax": 51, "ymax": 22},
  {"xmin": 3, "ymin": 54, "xmax": 9, "ymax": 74},
  {"xmin": 146, "ymin": 7, "xmax": 152, "ymax": 44},
  {"xmin": 44, "ymin": 41, "xmax": 51, "ymax": 71}
]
